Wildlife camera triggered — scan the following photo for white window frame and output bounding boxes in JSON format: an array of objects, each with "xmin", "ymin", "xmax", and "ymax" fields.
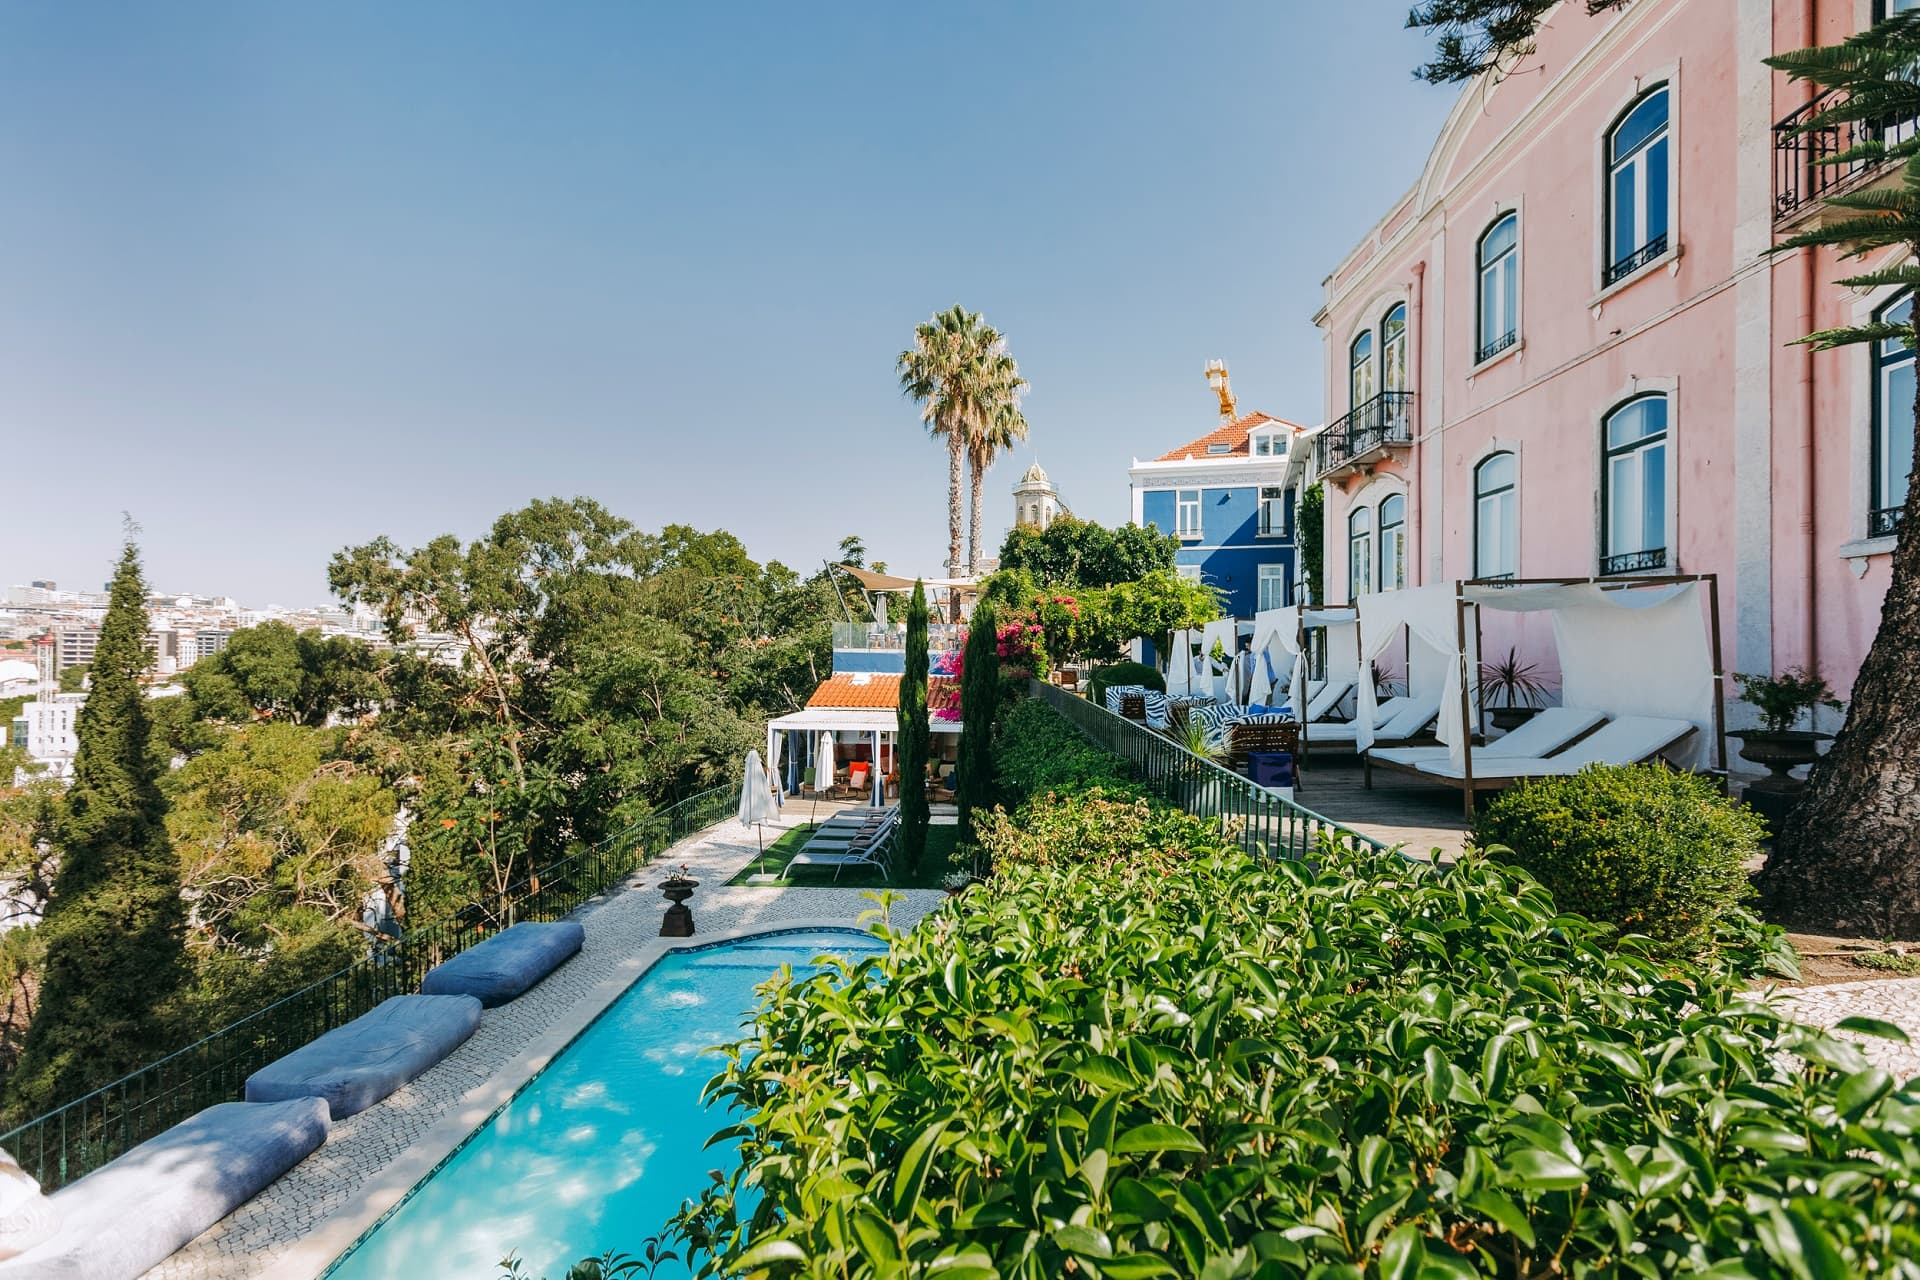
[
  {"xmin": 1377, "ymin": 494, "xmax": 1407, "ymax": 592},
  {"xmin": 1600, "ymin": 393, "xmax": 1672, "ymax": 572},
  {"xmin": 1349, "ymin": 330, "xmax": 1375, "ymax": 411},
  {"xmin": 1258, "ymin": 485, "xmax": 1288, "ymax": 538},
  {"xmin": 1381, "ymin": 304, "xmax": 1409, "ymax": 395},
  {"xmin": 1593, "ymin": 73, "xmax": 1680, "ymax": 296},
  {"xmin": 1472, "ymin": 449, "xmax": 1519, "ymax": 580},
  {"xmin": 1347, "ymin": 506, "xmax": 1373, "ymax": 600},
  {"xmin": 1257, "ymin": 563, "xmax": 1290, "ymax": 612},
  {"xmin": 1175, "ymin": 489, "xmax": 1203, "ymax": 539},
  {"xmin": 1176, "ymin": 563, "xmax": 1203, "ymax": 583},
  {"xmin": 1476, "ymin": 213, "xmax": 1520, "ymax": 364},
  {"xmin": 1873, "ymin": 291, "xmax": 1914, "ymax": 532}
]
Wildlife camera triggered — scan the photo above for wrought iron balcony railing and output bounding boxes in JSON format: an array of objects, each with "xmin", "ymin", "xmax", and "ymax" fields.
[
  {"xmin": 1774, "ymin": 85, "xmax": 1919, "ymax": 221},
  {"xmin": 1870, "ymin": 505, "xmax": 1906, "ymax": 539},
  {"xmin": 1315, "ymin": 391, "xmax": 1415, "ymax": 478},
  {"xmin": 1475, "ymin": 329, "xmax": 1517, "ymax": 365},
  {"xmin": 1603, "ymin": 234, "xmax": 1668, "ymax": 288},
  {"xmin": 1600, "ymin": 547, "xmax": 1667, "ymax": 576}
]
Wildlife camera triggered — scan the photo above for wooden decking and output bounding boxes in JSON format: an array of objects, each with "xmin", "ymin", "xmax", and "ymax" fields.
[{"xmin": 1293, "ymin": 757, "xmax": 1472, "ymax": 863}]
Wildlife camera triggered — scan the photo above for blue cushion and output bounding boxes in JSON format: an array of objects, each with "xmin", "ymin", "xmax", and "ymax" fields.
[
  {"xmin": 420, "ymin": 921, "xmax": 585, "ymax": 1007},
  {"xmin": 245, "ymin": 994, "xmax": 482, "ymax": 1118},
  {"xmin": 0, "ymin": 1098, "xmax": 329, "ymax": 1280}
]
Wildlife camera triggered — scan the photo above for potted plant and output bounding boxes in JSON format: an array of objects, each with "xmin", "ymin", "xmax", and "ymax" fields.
[
  {"xmin": 1479, "ymin": 647, "xmax": 1550, "ymax": 732},
  {"xmin": 941, "ymin": 869, "xmax": 973, "ymax": 897},
  {"xmin": 1730, "ymin": 667, "xmax": 1843, "ymax": 789}
]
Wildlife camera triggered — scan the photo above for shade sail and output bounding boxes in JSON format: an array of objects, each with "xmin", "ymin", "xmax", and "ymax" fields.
[{"xmin": 834, "ymin": 564, "xmax": 921, "ymax": 593}]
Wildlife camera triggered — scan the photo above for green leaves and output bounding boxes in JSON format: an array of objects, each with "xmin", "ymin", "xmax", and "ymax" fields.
[{"xmin": 640, "ymin": 705, "xmax": 1920, "ymax": 1280}]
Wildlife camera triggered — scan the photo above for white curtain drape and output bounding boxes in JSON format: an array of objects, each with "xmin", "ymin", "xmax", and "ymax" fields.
[
  {"xmin": 1201, "ymin": 619, "xmax": 1237, "ymax": 702},
  {"xmin": 1249, "ymin": 608, "xmax": 1295, "ymax": 706},
  {"xmin": 1355, "ymin": 586, "xmax": 1473, "ymax": 766}
]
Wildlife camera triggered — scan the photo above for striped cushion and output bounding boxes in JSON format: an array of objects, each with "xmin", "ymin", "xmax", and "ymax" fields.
[
  {"xmin": 1190, "ymin": 703, "xmax": 1241, "ymax": 747},
  {"xmin": 1143, "ymin": 690, "xmax": 1173, "ymax": 728},
  {"xmin": 1230, "ymin": 712, "xmax": 1293, "ymax": 726},
  {"xmin": 1104, "ymin": 685, "xmax": 1148, "ymax": 714}
]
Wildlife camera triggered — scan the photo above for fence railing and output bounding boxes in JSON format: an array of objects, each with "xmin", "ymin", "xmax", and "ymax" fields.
[
  {"xmin": 0, "ymin": 780, "xmax": 737, "ymax": 1192},
  {"xmin": 1028, "ymin": 681, "xmax": 1396, "ymax": 863}
]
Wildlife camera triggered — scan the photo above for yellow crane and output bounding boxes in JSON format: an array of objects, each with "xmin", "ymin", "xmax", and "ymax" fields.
[{"xmin": 1204, "ymin": 359, "xmax": 1238, "ymax": 425}]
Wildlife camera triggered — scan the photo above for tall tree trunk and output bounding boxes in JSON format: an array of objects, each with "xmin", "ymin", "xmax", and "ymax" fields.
[
  {"xmin": 968, "ymin": 450, "xmax": 986, "ymax": 576},
  {"xmin": 1761, "ymin": 369, "xmax": 1920, "ymax": 938},
  {"xmin": 946, "ymin": 425, "xmax": 964, "ymax": 579}
]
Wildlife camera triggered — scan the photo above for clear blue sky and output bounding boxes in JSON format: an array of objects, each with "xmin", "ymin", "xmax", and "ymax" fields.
[{"xmin": 0, "ymin": 2, "xmax": 1454, "ymax": 605}]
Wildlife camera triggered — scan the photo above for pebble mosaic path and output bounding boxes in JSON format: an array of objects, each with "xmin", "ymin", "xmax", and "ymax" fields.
[
  {"xmin": 147, "ymin": 806, "xmax": 1920, "ymax": 1279},
  {"xmin": 154, "ymin": 807, "xmax": 944, "ymax": 1280}
]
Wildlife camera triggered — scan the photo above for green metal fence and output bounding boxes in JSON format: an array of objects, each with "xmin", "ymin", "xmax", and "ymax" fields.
[
  {"xmin": 0, "ymin": 780, "xmax": 737, "ymax": 1192},
  {"xmin": 1029, "ymin": 681, "xmax": 1397, "ymax": 862}
]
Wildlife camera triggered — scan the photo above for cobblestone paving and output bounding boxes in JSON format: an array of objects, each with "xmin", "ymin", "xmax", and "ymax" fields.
[
  {"xmin": 153, "ymin": 810, "xmax": 943, "ymax": 1280},
  {"xmin": 1769, "ymin": 977, "xmax": 1920, "ymax": 1078}
]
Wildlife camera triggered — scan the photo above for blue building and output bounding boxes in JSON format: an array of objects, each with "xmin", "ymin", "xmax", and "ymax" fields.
[{"xmin": 1129, "ymin": 400, "xmax": 1309, "ymax": 621}]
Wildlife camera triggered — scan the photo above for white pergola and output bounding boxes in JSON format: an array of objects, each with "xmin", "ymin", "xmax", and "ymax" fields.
[{"xmin": 765, "ymin": 707, "xmax": 964, "ymax": 805}]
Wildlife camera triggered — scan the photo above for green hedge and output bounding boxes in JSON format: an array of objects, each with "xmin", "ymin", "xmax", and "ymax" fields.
[
  {"xmin": 664, "ymin": 834, "xmax": 1908, "ymax": 1278},
  {"xmin": 1086, "ymin": 661, "xmax": 1165, "ymax": 705},
  {"xmin": 1471, "ymin": 763, "xmax": 1764, "ymax": 958},
  {"xmin": 993, "ymin": 697, "xmax": 1135, "ymax": 806}
]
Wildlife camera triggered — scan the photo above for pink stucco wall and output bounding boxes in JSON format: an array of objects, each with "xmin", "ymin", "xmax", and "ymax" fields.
[{"xmin": 1313, "ymin": 0, "xmax": 1899, "ymax": 714}]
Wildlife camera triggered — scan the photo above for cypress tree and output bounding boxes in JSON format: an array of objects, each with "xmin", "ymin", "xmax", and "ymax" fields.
[
  {"xmin": 897, "ymin": 581, "xmax": 932, "ymax": 875},
  {"xmin": 10, "ymin": 535, "xmax": 187, "ymax": 1112},
  {"xmin": 955, "ymin": 601, "xmax": 1000, "ymax": 845}
]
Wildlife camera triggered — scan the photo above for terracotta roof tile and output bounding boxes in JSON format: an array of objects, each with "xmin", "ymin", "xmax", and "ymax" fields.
[
  {"xmin": 807, "ymin": 672, "xmax": 957, "ymax": 709},
  {"xmin": 1155, "ymin": 411, "xmax": 1307, "ymax": 463}
]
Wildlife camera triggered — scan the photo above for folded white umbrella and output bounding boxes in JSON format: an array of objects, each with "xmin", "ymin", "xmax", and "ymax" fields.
[{"xmin": 738, "ymin": 750, "xmax": 778, "ymax": 852}]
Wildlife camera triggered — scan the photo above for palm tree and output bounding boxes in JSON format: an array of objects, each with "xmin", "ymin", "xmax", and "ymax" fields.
[
  {"xmin": 966, "ymin": 356, "xmax": 1030, "ymax": 575},
  {"xmin": 1759, "ymin": 13, "xmax": 1920, "ymax": 936},
  {"xmin": 897, "ymin": 307, "xmax": 1018, "ymax": 580}
]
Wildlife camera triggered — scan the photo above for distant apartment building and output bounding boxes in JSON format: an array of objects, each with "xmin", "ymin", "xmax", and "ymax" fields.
[
  {"xmin": 1310, "ymin": 0, "xmax": 1911, "ymax": 714},
  {"xmin": 14, "ymin": 691, "xmax": 84, "ymax": 780},
  {"xmin": 54, "ymin": 626, "xmax": 99, "ymax": 670},
  {"xmin": 194, "ymin": 629, "xmax": 233, "ymax": 661},
  {"xmin": 1129, "ymin": 366, "xmax": 1311, "ymax": 620}
]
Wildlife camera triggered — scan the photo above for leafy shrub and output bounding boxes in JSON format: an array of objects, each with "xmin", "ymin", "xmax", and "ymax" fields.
[
  {"xmin": 663, "ymin": 842, "xmax": 1901, "ymax": 1279},
  {"xmin": 973, "ymin": 786, "xmax": 1220, "ymax": 872},
  {"xmin": 1086, "ymin": 661, "xmax": 1165, "ymax": 705},
  {"xmin": 1471, "ymin": 763, "xmax": 1764, "ymax": 958},
  {"xmin": 992, "ymin": 698, "xmax": 1134, "ymax": 805}
]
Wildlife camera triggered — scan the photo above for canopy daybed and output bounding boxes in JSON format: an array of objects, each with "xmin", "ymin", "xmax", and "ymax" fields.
[{"xmin": 1360, "ymin": 575, "xmax": 1727, "ymax": 815}]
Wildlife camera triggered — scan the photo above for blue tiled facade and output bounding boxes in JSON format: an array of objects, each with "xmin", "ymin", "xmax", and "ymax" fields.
[{"xmin": 1138, "ymin": 482, "xmax": 1297, "ymax": 619}]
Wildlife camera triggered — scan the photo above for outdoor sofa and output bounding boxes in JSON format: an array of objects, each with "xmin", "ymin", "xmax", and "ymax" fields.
[
  {"xmin": 245, "ymin": 993, "xmax": 483, "ymax": 1119},
  {"xmin": 419, "ymin": 920, "xmax": 586, "ymax": 1007},
  {"xmin": 0, "ymin": 1097, "xmax": 330, "ymax": 1280}
]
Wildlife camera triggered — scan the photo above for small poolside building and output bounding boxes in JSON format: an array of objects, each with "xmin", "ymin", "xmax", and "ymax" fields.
[{"xmin": 766, "ymin": 670, "xmax": 962, "ymax": 803}]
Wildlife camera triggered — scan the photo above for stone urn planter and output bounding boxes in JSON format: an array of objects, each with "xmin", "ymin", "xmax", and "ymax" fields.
[
  {"xmin": 1730, "ymin": 729, "xmax": 1831, "ymax": 789},
  {"xmin": 659, "ymin": 874, "xmax": 699, "ymax": 937}
]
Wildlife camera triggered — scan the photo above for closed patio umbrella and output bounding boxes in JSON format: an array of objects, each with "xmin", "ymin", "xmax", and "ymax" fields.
[{"xmin": 738, "ymin": 750, "xmax": 777, "ymax": 853}]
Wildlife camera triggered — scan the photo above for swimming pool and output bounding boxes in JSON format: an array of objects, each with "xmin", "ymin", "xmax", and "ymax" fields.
[{"xmin": 321, "ymin": 927, "xmax": 887, "ymax": 1280}]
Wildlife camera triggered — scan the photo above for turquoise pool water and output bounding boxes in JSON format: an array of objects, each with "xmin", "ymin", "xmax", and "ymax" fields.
[{"xmin": 323, "ymin": 928, "xmax": 886, "ymax": 1280}]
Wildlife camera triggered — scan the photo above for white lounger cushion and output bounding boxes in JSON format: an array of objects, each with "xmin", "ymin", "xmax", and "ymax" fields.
[
  {"xmin": 1371, "ymin": 707, "xmax": 1609, "ymax": 768},
  {"xmin": 1376, "ymin": 693, "xmax": 1441, "ymax": 740},
  {"xmin": 1408, "ymin": 715, "xmax": 1696, "ymax": 780},
  {"xmin": 1304, "ymin": 696, "xmax": 1412, "ymax": 743},
  {"xmin": 1304, "ymin": 679, "xmax": 1356, "ymax": 723}
]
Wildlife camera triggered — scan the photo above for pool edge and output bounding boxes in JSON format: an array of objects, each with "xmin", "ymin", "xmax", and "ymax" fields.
[{"xmin": 260, "ymin": 917, "xmax": 891, "ymax": 1280}]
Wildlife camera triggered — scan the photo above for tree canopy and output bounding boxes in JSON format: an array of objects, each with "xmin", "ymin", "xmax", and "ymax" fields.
[{"xmin": 1408, "ymin": 0, "xmax": 1631, "ymax": 83}]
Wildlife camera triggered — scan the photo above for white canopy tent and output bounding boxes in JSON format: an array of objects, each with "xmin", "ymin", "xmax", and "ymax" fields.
[
  {"xmin": 1357, "ymin": 576, "xmax": 1726, "ymax": 807},
  {"xmin": 765, "ymin": 707, "xmax": 964, "ymax": 806}
]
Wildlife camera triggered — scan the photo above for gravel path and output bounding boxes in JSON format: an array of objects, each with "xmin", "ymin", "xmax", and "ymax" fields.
[
  {"xmin": 153, "ymin": 809, "xmax": 943, "ymax": 1280},
  {"xmin": 1769, "ymin": 976, "xmax": 1920, "ymax": 1077}
]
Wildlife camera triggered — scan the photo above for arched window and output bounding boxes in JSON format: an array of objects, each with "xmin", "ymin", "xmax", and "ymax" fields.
[
  {"xmin": 1873, "ymin": 292, "xmax": 1915, "ymax": 537},
  {"xmin": 1601, "ymin": 395, "xmax": 1669, "ymax": 573},
  {"xmin": 1476, "ymin": 214, "xmax": 1519, "ymax": 362},
  {"xmin": 1349, "ymin": 331, "xmax": 1375, "ymax": 410},
  {"xmin": 1381, "ymin": 304, "xmax": 1408, "ymax": 394},
  {"xmin": 1377, "ymin": 494, "xmax": 1407, "ymax": 591},
  {"xmin": 1347, "ymin": 506, "xmax": 1373, "ymax": 600},
  {"xmin": 1473, "ymin": 452, "xmax": 1518, "ymax": 579},
  {"xmin": 1605, "ymin": 86, "xmax": 1671, "ymax": 285}
]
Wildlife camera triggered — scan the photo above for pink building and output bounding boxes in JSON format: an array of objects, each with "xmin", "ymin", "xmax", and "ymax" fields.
[{"xmin": 1312, "ymin": 0, "xmax": 1912, "ymax": 726}]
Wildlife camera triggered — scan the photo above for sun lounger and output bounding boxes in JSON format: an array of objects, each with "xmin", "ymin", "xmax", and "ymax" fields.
[
  {"xmin": 419, "ymin": 921, "xmax": 585, "ymax": 1007},
  {"xmin": 1300, "ymin": 694, "xmax": 1420, "ymax": 750},
  {"xmin": 1304, "ymin": 678, "xmax": 1356, "ymax": 724},
  {"xmin": 245, "ymin": 993, "xmax": 483, "ymax": 1118},
  {"xmin": 1368, "ymin": 706, "xmax": 1608, "ymax": 773},
  {"xmin": 1373, "ymin": 713, "xmax": 1698, "ymax": 815},
  {"xmin": 786, "ymin": 814, "xmax": 898, "ymax": 880},
  {"xmin": 0, "ymin": 1098, "xmax": 330, "ymax": 1280}
]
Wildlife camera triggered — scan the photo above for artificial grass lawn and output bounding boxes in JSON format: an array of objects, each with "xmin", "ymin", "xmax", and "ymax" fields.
[{"xmin": 726, "ymin": 820, "xmax": 958, "ymax": 889}]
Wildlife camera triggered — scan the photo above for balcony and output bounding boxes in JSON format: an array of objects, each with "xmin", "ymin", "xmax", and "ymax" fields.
[
  {"xmin": 1774, "ymin": 86, "xmax": 1917, "ymax": 222},
  {"xmin": 1600, "ymin": 547, "xmax": 1667, "ymax": 576},
  {"xmin": 1870, "ymin": 505, "xmax": 1906, "ymax": 539},
  {"xmin": 1314, "ymin": 391, "xmax": 1415, "ymax": 481},
  {"xmin": 1602, "ymin": 233, "xmax": 1668, "ymax": 288}
]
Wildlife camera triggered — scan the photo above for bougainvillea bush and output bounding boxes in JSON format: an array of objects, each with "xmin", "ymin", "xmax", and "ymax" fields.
[{"xmin": 662, "ymin": 834, "xmax": 1918, "ymax": 1279}]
